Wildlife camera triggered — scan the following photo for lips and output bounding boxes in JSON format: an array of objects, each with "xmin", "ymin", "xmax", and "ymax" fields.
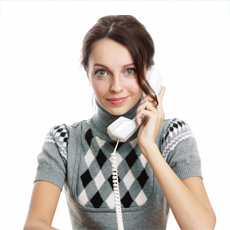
[
  {"xmin": 107, "ymin": 97, "xmax": 128, "ymax": 101},
  {"xmin": 107, "ymin": 97, "xmax": 128, "ymax": 105}
]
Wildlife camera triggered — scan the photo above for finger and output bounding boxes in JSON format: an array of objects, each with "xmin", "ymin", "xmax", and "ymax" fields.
[
  {"xmin": 136, "ymin": 102, "xmax": 159, "ymax": 124},
  {"xmin": 146, "ymin": 101, "xmax": 157, "ymax": 111},
  {"xmin": 140, "ymin": 95, "xmax": 155, "ymax": 105},
  {"xmin": 137, "ymin": 100, "xmax": 156, "ymax": 116},
  {"xmin": 156, "ymin": 86, "xmax": 166, "ymax": 111},
  {"xmin": 136, "ymin": 109, "xmax": 153, "ymax": 125},
  {"xmin": 159, "ymin": 86, "xmax": 166, "ymax": 101}
]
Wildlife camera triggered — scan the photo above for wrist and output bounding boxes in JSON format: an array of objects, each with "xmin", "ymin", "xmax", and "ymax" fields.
[{"xmin": 140, "ymin": 141, "xmax": 160, "ymax": 160}]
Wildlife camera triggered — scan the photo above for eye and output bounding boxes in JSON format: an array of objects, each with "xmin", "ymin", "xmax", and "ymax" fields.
[
  {"xmin": 125, "ymin": 68, "xmax": 136, "ymax": 75},
  {"xmin": 95, "ymin": 69, "xmax": 109, "ymax": 77}
]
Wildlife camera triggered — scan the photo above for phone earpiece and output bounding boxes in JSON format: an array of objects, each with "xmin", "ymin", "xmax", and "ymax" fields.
[{"xmin": 143, "ymin": 66, "xmax": 164, "ymax": 97}]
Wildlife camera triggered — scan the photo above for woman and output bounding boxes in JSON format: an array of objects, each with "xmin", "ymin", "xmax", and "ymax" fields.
[{"xmin": 24, "ymin": 15, "xmax": 216, "ymax": 230}]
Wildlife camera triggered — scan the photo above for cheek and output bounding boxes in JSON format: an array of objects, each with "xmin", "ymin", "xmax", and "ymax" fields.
[
  {"xmin": 126, "ymin": 78, "xmax": 142, "ymax": 94},
  {"xmin": 92, "ymin": 80, "xmax": 108, "ymax": 96}
]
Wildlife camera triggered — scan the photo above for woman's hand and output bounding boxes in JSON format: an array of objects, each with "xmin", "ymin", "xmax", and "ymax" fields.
[{"xmin": 136, "ymin": 86, "xmax": 166, "ymax": 158}]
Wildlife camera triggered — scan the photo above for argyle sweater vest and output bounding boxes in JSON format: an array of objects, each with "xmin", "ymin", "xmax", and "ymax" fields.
[{"xmin": 35, "ymin": 97, "xmax": 202, "ymax": 230}]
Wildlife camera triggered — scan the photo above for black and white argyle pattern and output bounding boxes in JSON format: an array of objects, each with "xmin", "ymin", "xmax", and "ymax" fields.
[
  {"xmin": 77, "ymin": 123, "xmax": 153, "ymax": 209},
  {"xmin": 161, "ymin": 118, "xmax": 194, "ymax": 161},
  {"xmin": 44, "ymin": 124, "xmax": 69, "ymax": 160}
]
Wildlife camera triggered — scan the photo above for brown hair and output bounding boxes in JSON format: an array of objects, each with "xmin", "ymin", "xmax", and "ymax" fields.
[{"xmin": 80, "ymin": 15, "xmax": 158, "ymax": 105}]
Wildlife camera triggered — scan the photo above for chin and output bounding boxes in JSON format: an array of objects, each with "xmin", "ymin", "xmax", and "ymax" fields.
[{"xmin": 107, "ymin": 107, "xmax": 130, "ymax": 116}]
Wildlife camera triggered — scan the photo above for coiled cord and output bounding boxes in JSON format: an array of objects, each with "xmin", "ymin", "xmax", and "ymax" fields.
[{"xmin": 110, "ymin": 139, "xmax": 124, "ymax": 230}]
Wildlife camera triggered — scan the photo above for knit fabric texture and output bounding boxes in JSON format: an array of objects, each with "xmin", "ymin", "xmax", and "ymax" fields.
[{"xmin": 35, "ymin": 96, "xmax": 202, "ymax": 230}]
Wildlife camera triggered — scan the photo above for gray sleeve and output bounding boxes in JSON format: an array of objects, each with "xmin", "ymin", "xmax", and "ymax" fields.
[
  {"xmin": 167, "ymin": 137, "xmax": 202, "ymax": 180},
  {"xmin": 34, "ymin": 124, "xmax": 69, "ymax": 190},
  {"xmin": 161, "ymin": 119, "xmax": 202, "ymax": 180}
]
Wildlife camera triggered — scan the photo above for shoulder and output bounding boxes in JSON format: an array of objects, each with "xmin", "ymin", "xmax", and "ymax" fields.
[
  {"xmin": 69, "ymin": 120, "xmax": 83, "ymax": 128},
  {"xmin": 162, "ymin": 118, "xmax": 193, "ymax": 143},
  {"xmin": 44, "ymin": 120, "xmax": 85, "ymax": 159},
  {"xmin": 45, "ymin": 124, "xmax": 69, "ymax": 143},
  {"xmin": 160, "ymin": 118, "xmax": 194, "ymax": 160},
  {"xmin": 46, "ymin": 120, "xmax": 83, "ymax": 140},
  {"xmin": 44, "ymin": 124, "xmax": 70, "ymax": 160}
]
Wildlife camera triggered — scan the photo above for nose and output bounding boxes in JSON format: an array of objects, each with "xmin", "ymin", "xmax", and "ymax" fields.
[{"xmin": 109, "ymin": 74, "xmax": 123, "ymax": 93}]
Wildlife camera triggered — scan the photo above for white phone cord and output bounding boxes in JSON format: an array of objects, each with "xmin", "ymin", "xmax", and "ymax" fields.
[{"xmin": 110, "ymin": 139, "xmax": 124, "ymax": 230}]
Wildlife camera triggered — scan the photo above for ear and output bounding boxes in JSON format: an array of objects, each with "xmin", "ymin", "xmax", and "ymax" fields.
[{"xmin": 84, "ymin": 66, "xmax": 91, "ymax": 84}]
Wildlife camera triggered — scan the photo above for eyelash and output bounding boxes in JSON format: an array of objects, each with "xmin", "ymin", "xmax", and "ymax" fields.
[{"xmin": 94, "ymin": 68, "xmax": 136, "ymax": 77}]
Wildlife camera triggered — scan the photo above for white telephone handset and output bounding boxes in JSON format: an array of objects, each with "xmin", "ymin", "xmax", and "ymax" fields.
[{"xmin": 107, "ymin": 66, "xmax": 164, "ymax": 142}]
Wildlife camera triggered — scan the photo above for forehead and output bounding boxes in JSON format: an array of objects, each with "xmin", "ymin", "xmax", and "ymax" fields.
[{"xmin": 89, "ymin": 38, "xmax": 135, "ymax": 66}]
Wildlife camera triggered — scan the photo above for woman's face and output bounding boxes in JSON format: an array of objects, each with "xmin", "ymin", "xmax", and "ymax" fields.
[{"xmin": 84, "ymin": 38, "xmax": 142, "ymax": 116}]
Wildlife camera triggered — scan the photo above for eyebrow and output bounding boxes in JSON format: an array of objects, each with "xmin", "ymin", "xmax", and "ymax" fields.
[{"xmin": 93, "ymin": 63, "xmax": 135, "ymax": 68}]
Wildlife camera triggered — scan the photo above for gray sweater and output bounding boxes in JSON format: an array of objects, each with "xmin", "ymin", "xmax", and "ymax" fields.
[{"xmin": 35, "ymin": 96, "xmax": 202, "ymax": 230}]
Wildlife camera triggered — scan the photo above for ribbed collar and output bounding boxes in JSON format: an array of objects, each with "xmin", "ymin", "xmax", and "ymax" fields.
[{"xmin": 90, "ymin": 96, "xmax": 142, "ymax": 141}]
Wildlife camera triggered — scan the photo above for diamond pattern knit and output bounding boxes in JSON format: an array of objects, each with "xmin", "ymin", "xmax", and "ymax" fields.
[
  {"xmin": 44, "ymin": 124, "xmax": 69, "ymax": 160},
  {"xmin": 42, "ymin": 118, "xmax": 194, "ymax": 210},
  {"xmin": 77, "ymin": 120, "xmax": 153, "ymax": 209}
]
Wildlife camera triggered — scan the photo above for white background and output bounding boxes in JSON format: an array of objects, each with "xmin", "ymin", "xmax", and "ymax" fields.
[{"xmin": 0, "ymin": 1, "xmax": 230, "ymax": 229}]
